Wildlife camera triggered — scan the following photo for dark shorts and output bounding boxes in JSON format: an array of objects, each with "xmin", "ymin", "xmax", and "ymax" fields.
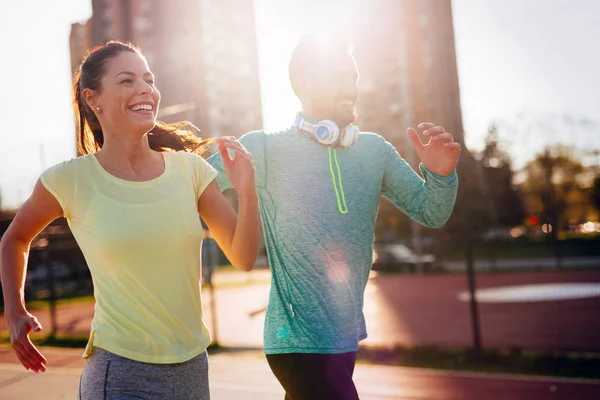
[{"xmin": 267, "ymin": 351, "xmax": 359, "ymax": 400}]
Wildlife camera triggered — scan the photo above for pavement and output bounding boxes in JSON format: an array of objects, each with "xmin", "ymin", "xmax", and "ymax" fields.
[{"xmin": 1, "ymin": 346, "xmax": 600, "ymax": 399}]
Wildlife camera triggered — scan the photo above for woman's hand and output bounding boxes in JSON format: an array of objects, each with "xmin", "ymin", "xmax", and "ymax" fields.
[
  {"xmin": 6, "ymin": 310, "xmax": 47, "ymax": 372},
  {"xmin": 216, "ymin": 137, "xmax": 256, "ymax": 197}
]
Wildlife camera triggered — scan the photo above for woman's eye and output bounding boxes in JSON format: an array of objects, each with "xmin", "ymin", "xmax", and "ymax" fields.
[
  {"xmin": 146, "ymin": 80, "xmax": 155, "ymax": 85},
  {"xmin": 121, "ymin": 79, "xmax": 133, "ymax": 84}
]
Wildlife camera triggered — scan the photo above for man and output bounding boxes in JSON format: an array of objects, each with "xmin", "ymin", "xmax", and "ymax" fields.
[{"xmin": 207, "ymin": 35, "xmax": 460, "ymax": 400}]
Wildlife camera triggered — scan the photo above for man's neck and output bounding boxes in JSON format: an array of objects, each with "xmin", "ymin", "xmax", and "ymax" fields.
[{"xmin": 300, "ymin": 109, "xmax": 348, "ymax": 129}]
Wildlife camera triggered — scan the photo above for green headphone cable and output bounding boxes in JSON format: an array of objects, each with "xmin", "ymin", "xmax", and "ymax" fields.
[{"xmin": 328, "ymin": 147, "xmax": 349, "ymax": 214}]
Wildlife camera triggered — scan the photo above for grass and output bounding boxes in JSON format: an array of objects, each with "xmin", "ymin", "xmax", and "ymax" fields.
[
  {"xmin": 439, "ymin": 236, "xmax": 600, "ymax": 261},
  {"xmin": 357, "ymin": 345, "xmax": 600, "ymax": 380}
]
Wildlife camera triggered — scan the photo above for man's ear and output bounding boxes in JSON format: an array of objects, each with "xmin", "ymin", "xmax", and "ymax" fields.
[
  {"xmin": 294, "ymin": 76, "xmax": 311, "ymax": 101},
  {"xmin": 82, "ymin": 88, "xmax": 98, "ymax": 109}
]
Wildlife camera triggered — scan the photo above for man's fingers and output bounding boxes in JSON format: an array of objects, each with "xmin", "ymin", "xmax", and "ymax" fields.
[
  {"xmin": 431, "ymin": 132, "xmax": 454, "ymax": 142},
  {"xmin": 443, "ymin": 142, "xmax": 461, "ymax": 149},
  {"xmin": 422, "ymin": 126, "xmax": 446, "ymax": 136},
  {"xmin": 417, "ymin": 122, "xmax": 435, "ymax": 131}
]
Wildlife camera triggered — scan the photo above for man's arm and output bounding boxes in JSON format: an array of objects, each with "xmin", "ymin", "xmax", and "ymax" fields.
[{"xmin": 381, "ymin": 138, "xmax": 458, "ymax": 228}]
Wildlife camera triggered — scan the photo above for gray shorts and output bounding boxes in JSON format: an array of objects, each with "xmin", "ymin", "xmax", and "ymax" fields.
[{"xmin": 78, "ymin": 347, "xmax": 210, "ymax": 400}]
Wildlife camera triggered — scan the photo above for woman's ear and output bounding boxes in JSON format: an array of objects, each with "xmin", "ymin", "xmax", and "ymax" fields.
[{"xmin": 82, "ymin": 88, "xmax": 98, "ymax": 110}]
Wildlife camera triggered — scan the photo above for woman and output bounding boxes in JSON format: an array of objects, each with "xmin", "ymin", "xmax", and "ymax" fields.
[{"xmin": 0, "ymin": 41, "xmax": 260, "ymax": 399}]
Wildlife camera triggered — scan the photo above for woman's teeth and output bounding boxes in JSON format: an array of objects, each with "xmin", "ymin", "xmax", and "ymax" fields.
[{"xmin": 129, "ymin": 104, "xmax": 153, "ymax": 111}]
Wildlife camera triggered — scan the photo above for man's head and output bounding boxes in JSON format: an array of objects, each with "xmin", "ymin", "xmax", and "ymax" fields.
[{"xmin": 289, "ymin": 35, "xmax": 359, "ymax": 128}]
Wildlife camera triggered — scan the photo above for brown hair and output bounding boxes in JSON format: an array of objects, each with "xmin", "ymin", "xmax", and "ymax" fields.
[{"xmin": 73, "ymin": 41, "xmax": 211, "ymax": 155}]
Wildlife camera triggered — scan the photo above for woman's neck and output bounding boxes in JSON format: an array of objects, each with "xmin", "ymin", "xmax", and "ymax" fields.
[{"xmin": 96, "ymin": 131, "xmax": 159, "ymax": 171}]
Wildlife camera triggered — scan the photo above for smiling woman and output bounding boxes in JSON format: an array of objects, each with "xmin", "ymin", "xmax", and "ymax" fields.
[
  {"xmin": 0, "ymin": 40, "xmax": 260, "ymax": 399},
  {"xmin": 73, "ymin": 41, "xmax": 210, "ymax": 156}
]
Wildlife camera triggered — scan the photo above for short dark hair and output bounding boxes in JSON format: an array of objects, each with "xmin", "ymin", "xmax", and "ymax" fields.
[{"xmin": 289, "ymin": 34, "xmax": 354, "ymax": 97}]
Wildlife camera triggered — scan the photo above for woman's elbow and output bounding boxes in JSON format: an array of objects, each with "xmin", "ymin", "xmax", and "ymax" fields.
[
  {"xmin": 239, "ymin": 263, "xmax": 254, "ymax": 272},
  {"xmin": 232, "ymin": 252, "xmax": 258, "ymax": 272},
  {"xmin": 233, "ymin": 260, "xmax": 255, "ymax": 272}
]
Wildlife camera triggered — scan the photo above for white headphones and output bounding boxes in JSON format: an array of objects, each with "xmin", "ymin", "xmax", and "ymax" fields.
[{"xmin": 294, "ymin": 114, "xmax": 359, "ymax": 147}]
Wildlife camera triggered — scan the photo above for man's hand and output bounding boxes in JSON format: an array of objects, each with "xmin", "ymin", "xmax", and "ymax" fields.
[{"xmin": 407, "ymin": 122, "xmax": 461, "ymax": 176}]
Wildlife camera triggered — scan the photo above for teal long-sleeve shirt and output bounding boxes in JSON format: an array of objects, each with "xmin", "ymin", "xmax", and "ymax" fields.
[{"xmin": 207, "ymin": 127, "xmax": 458, "ymax": 354}]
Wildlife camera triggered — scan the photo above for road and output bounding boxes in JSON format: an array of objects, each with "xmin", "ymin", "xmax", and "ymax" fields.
[{"xmin": 0, "ymin": 347, "xmax": 599, "ymax": 399}]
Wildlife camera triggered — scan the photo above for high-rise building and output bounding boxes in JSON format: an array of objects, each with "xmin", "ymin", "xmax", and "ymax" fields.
[
  {"xmin": 352, "ymin": 0, "xmax": 464, "ymax": 159},
  {"xmin": 69, "ymin": 20, "xmax": 92, "ymax": 76},
  {"xmin": 70, "ymin": 0, "xmax": 262, "ymax": 145}
]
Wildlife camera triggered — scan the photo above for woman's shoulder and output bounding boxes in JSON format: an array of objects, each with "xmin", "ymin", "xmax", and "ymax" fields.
[
  {"xmin": 42, "ymin": 154, "xmax": 95, "ymax": 178},
  {"xmin": 167, "ymin": 150, "xmax": 206, "ymax": 164},
  {"xmin": 167, "ymin": 151, "xmax": 215, "ymax": 174}
]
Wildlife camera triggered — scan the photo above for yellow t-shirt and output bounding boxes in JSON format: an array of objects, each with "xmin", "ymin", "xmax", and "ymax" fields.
[{"xmin": 40, "ymin": 151, "xmax": 218, "ymax": 363}]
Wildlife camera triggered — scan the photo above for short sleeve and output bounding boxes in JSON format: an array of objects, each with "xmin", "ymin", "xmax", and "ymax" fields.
[
  {"xmin": 40, "ymin": 160, "xmax": 77, "ymax": 218},
  {"xmin": 187, "ymin": 153, "xmax": 219, "ymax": 201}
]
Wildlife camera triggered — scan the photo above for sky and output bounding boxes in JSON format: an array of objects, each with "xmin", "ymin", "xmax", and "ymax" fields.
[{"xmin": 0, "ymin": 0, "xmax": 599, "ymax": 209}]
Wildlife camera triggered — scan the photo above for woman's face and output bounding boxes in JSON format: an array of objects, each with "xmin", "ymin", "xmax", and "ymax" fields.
[{"xmin": 90, "ymin": 51, "xmax": 161, "ymax": 136}]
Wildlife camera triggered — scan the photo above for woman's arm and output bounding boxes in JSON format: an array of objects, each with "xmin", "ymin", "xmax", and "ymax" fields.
[
  {"xmin": 197, "ymin": 137, "xmax": 260, "ymax": 271},
  {"xmin": 0, "ymin": 179, "xmax": 63, "ymax": 372},
  {"xmin": 198, "ymin": 182, "xmax": 259, "ymax": 271}
]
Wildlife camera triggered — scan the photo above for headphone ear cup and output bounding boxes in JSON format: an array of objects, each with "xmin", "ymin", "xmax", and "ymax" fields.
[
  {"xmin": 340, "ymin": 125, "xmax": 359, "ymax": 147},
  {"xmin": 315, "ymin": 120, "xmax": 339, "ymax": 146}
]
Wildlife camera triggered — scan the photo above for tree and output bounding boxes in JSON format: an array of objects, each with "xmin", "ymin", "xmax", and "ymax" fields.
[
  {"xmin": 521, "ymin": 145, "xmax": 585, "ymax": 233},
  {"xmin": 478, "ymin": 124, "xmax": 526, "ymax": 228},
  {"xmin": 520, "ymin": 145, "xmax": 588, "ymax": 269},
  {"xmin": 445, "ymin": 151, "xmax": 490, "ymax": 235}
]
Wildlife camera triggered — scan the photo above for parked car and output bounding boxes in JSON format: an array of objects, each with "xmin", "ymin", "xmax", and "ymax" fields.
[
  {"xmin": 25, "ymin": 261, "xmax": 80, "ymax": 299},
  {"xmin": 372, "ymin": 243, "xmax": 436, "ymax": 273}
]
